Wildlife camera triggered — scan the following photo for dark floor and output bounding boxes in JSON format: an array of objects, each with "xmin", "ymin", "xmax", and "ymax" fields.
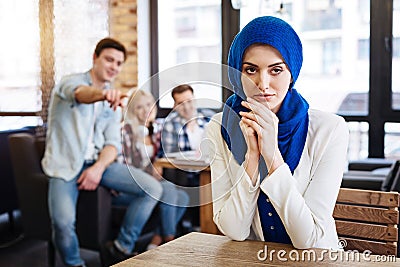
[
  {"xmin": 0, "ymin": 210, "xmax": 198, "ymax": 267},
  {"xmin": 0, "ymin": 211, "xmax": 101, "ymax": 267}
]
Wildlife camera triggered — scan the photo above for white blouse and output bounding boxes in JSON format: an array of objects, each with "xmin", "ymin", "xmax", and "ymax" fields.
[{"xmin": 204, "ymin": 110, "xmax": 349, "ymax": 250}]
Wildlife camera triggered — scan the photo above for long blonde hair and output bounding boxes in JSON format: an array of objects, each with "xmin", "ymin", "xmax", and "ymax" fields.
[{"xmin": 125, "ymin": 89, "xmax": 158, "ymax": 135}]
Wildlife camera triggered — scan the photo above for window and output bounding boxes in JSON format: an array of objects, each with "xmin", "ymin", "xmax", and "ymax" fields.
[
  {"xmin": 0, "ymin": 0, "xmax": 109, "ymax": 131},
  {"xmin": 358, "ymin": 39, "xmax": 369, "ymax": 60},
  {"xmin": 53, "ymin": 0, "xmax": 109, "ymax": 82},
  {"xmin": 322, "ymin": 38, "xmax": 341, "ymax": 75},
  {"xmin": 393, "ymin": 0, "xmax": 400, "ymax": 110},
  {"xmin": 348, "ymin": 121, "xmax": 369, "ymax": 159},
  {"xmin": 0, "ymin": 1, "xmax": 41, "ymax": 130},
  {"xmin": 154, "ymin": 0, "xmax": 222, "ymax": 110},
  {"xmin": 303, "ymin": 0, "xmax": 342, "ymax": 31},
  {"xmin": 240, "ymin": 0, "xmax": 369, "ymax": 114},
  {"xmin": 385, "ymin": 122, "xmax": 400, "ymax": 159}
]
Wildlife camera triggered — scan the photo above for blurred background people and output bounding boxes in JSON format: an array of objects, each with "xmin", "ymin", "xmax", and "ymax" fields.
[
  {"xmin": 120, "ymin": 89, "xmax": 189, "ymax": 250},
  {"xmin": 159, "ymin": 84, "xmax": 214, "ymax": 229}
]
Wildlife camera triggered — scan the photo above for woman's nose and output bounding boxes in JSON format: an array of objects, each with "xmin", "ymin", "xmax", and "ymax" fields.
[{"xmin": 258, "ymin": 71, "xmax": 270, "ymax": 92}]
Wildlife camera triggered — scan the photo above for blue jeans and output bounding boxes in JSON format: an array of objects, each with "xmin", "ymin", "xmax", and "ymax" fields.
[
  {"xmin": 158, "ymin": 180, "xmax": 189, "ymax": 236},
  {"xmin": 113, "ymin": 180, "xmax": 189, "ymax": 237},
  {"xmin": 48, "ymin": 162, "xmax": 162, "ymax": 266}
]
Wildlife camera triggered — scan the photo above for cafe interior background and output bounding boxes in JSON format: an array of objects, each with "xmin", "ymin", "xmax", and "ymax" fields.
[{"xmin": 0, "ymin": 0, "xmax": 400, "ymax": 266}]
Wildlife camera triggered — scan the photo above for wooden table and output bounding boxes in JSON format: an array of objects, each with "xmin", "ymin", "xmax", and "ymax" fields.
[
  {"xmin": 112, "ymin": 232, "xmax": 400, "ymax": 266},
  {"xmin": 154, "ymin": 158, "xmax": 219, "ymax": 235}
]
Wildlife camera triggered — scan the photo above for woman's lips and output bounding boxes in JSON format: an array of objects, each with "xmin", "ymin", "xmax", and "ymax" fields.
[{"xmin": 253, "ymin": 94, "xmax": 274, "ymax": 102}]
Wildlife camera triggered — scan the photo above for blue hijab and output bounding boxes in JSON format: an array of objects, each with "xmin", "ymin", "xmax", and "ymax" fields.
[{"xmin": 221, "ymin": 16, "xmax": 309, "ymax": 243}]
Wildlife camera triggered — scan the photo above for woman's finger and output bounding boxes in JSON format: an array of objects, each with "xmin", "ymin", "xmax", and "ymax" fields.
[
  {"xmin": 239, "ymin": 119, "xmax": 252, "ymax": 133},
  {"xmin": 241, "ymin": 100, "xmax": 271, "ymax": 124},
  {"xmin": 247, "ymin": 97, "xmax": 271, "ymax": 109},
  {"xmin": 240, "ymin": 111, "xmax": 269, "ymax": 132},
  {"xmin": 241, "ymin": 100, "xmax": 252, "ymax": 110},
  {"xmin": 239, "ymin": 111, "xmax": 256, "ymax": 120},
  {"xmin": 241, "ymin": 117, "xmax": 262, "ymax": 136},
  {"xmin": 242, "ymin": 98, "xmax": 268, "ymax": 111}
]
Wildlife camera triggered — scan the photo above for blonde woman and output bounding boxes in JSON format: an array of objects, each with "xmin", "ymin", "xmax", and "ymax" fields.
[{"xmin": 120, "ymin": 89, "xmax": 189, "ymax": 250}]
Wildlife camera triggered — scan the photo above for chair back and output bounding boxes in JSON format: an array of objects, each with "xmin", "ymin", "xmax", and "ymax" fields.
[
  {"xmin": 8, "ymin": 132, "xmax": 113, "ymax": 250},
  {"xmin": 334, "ymin": 188, "xmax": 400, "ymax": 256},
  {"xmin": 0, "ymin": 128, "xmax": 34, "ymax": 216},
  {"xmin": 381, "ymin": 160, "xmax": 400, "ymax": 191}
]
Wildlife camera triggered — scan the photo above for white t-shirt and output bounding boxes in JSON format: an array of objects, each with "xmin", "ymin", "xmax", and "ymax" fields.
[
  {"xmin": 84, "ymin": 102, "xmax": 101, "ymax": 160},
  {"xmin": 187, "ymin": 122, "xmax": 204, "ymax": 151}
]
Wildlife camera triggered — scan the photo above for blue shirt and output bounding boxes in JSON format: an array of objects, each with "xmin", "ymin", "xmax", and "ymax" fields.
[
  {"xmin": 258, "ymin": 192, "xmax": 292, "ymax": 244},
  {"xmin": 41, "ymin": 71, "xmax": 122, "ymax": 181}
]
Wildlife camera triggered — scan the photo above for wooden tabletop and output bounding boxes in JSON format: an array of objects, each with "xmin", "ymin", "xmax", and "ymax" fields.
[
  {"xmin": 153, "ymin": 157, "xmax": 210, "ymax": 171},
  {"xmin": 112, "ymin": 232, "xmax": 400, "ymax": 266}
]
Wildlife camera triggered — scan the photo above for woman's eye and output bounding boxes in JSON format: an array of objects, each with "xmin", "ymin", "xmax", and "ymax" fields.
[
  {"xmin": 271, "ymin": 68, "xmax": 283, "ymax": 75},
  {"xmin": 245, "ymin": 67, "xmax": 257, "ymax": 74}
]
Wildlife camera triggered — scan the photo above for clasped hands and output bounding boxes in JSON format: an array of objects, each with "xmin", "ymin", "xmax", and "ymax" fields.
[{"xmin": 239, "ymin": 97, "xmax": 283, "ymax": 174}]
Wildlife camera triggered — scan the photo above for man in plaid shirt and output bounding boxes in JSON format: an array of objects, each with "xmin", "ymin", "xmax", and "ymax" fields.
[
  {"xmin": 159, "ymin": 84, "xmax": 214, "ymax": 229},
  {"xmin": 160, "ymin": 84, "xmax": 214, "ymax": 155}
]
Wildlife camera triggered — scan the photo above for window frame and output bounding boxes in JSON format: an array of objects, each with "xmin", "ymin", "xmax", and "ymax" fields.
[{"xmin": 149, "ymin": 0, "xmax": 238, "ymax": 118}]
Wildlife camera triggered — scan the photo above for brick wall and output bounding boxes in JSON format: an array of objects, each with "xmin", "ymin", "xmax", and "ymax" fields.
[{"xmin": 109, "ymin": 0, "xmax": 138, "ymax": 93}]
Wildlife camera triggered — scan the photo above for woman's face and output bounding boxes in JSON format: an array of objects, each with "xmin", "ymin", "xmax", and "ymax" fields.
[
  {"xmin": 132, "ymin": 95, "xmax": 155, "ymax": 126},
  {"xmin": 241, "ymin": 44, "xmax": 292, "ymax": 113}
]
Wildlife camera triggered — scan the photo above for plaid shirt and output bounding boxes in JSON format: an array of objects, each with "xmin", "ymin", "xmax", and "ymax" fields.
[
  {"xmin": 159, "ymin": 109, "xmax": 214, "ymax": 156},
  {"xmin": 119, "ymin": 123, "xmax": 161, "ymax": 174}
]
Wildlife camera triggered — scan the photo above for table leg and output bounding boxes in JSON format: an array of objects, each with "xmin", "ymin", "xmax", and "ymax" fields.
[{"xmin": 199, "ymin": 171, "xmax": 220, "ymax": 234}]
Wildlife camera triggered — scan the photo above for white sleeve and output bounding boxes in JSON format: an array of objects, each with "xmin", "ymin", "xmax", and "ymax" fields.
[
  {"xmin": 261, "ymin": 116, "xmax": 349, "ymax": 249},
  {"xmin": 204, "ymin": 113, "xmax": 260, "ymax": 241}
]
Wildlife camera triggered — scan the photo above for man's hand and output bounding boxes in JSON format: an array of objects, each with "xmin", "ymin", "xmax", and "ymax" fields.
[
  {"xmin": 103, "ymin": 89, "xmax": 128, "ymax": 110},
  {"xmin": 77, "ymin": 164, "xmax": 105, "ymax": 191},
  {"xmin": 75, "ymin": 86, "xmax": 127, "ymax": 110},
  {"xmin": 77, "ymin": 145, "xmax": 117, "ymax": 190}
]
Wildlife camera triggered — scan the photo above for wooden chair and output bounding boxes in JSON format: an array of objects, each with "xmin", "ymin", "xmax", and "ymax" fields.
[{"xmin": 333, "ymin": 188, "xmax": 400, "ymax": 256}]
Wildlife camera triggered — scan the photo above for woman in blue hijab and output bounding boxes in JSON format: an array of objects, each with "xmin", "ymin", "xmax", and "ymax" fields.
[{"xmin": 204, "ymin": 16, "xmax": 349, "ymax": 249}]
